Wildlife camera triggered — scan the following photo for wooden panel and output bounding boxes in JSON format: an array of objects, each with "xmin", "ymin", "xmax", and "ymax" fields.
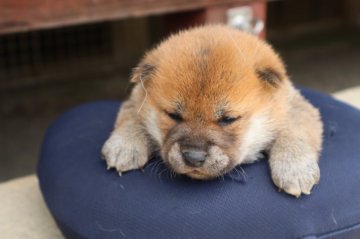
[
  {"xmin": 251, "ymin": 1, "xmax": 267, "ymax": 39},
  {"xmin": 0, "ymin": 0, "xmax": 251, "ymax": 34},
  {"xmin": 165, "ymin": 0, "xmax": 266, "ymax": 39}
]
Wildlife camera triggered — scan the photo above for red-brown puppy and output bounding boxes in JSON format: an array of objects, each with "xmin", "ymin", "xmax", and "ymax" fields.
[{"xmin": 102, "ymin": 25, "xmax": 323, "ymax": 197}]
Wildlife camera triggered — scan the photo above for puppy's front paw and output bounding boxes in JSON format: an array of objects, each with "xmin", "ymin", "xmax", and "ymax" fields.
[
  {"xmin": 270, "ymin": 155, "xmax": 320, "ymax": 197},
  {"xmin": 101, "ymin": 133, "xmax": 149, "ymax": 175}
]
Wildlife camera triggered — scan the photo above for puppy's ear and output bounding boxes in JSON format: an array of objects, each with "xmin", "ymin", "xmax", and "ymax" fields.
[
  {"xmin": 256, "ymin": 67, "xmax": 283, "ymax": 88},
  {"xmin": 130, "ymin": 63, "xmax": 156, "ymax": 83}
]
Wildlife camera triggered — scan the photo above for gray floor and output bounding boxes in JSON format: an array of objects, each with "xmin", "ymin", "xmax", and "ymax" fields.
[
  {"xmin": 272, "ymin": 29, "xmax": 360, "ymax": 92},
  {"xmin": 1, "ymin": 76, "xmax": 130, "ymax": 181},
  {"xmin": 1, "ymin": 29, "xmax": 360, "ymax": 182}
]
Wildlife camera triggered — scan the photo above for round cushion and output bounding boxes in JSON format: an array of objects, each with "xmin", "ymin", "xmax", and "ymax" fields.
[{"xmin": 38, "ymin": 88, "xmax": 360, "ymax": 239}]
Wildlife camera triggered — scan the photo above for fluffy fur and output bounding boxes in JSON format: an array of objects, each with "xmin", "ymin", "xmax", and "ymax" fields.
[{"xmin": 102, "ymin": 25, "xmax": 323, "ymax": 197}]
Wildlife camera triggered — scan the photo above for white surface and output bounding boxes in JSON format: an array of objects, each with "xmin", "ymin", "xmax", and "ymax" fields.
[
  {"xmin": 0, "ymin": 175, "xmax": 64, "ymax": 239},
  {"xmin": 333, "ymin": 86, "xmax": 360, "ymax": 109}
]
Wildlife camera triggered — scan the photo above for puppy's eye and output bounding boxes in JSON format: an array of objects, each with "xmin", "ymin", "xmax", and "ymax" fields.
[
  {"xmin": 165, "ymin": 111, "xmax": 183, "ymax": 122},
  {"xmin": 218, "ymin": 116, "xmax": 239, "ymax": 126}
]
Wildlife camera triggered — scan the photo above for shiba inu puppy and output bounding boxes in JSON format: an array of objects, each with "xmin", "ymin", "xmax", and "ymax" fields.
[{"xmin": 102, "ymin": 25, "xmax": 323, "ymax": 197}]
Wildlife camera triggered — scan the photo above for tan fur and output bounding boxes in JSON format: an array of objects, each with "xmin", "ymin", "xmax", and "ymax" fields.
[{"xmin": 102, "ymin": 25, "xmax": 323, "ymax": 197}]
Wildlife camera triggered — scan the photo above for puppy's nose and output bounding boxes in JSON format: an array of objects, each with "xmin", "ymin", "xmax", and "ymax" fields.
[{"xmin": 181, "ymin": 149, "xmax": 207, "ymax": 167}]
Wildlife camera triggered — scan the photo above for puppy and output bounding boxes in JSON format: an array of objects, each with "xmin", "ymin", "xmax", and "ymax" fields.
[{"xmin": 102, "ymin": 25, "xmax": 323, "ymax": 197}]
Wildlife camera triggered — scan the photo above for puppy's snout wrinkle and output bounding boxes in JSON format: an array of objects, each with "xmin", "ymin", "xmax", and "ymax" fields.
[{"xmin": 181, "ymin": 148, "xmax": 207, "ymax": 167}]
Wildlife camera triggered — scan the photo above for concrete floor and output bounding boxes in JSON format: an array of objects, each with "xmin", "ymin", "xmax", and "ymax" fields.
[
  {"xmin": 272, "ymin": 28, "xmax": 360, "ymax": 92},
  {"xmin": 1, "ymin": 29, "xmax": 360, "ymax": 182},
  {"xmin": 1, "ymin": 75, "xmax": 130, "ymax": 181}
]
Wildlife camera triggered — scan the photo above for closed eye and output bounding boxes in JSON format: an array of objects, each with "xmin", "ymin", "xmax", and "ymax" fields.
[
  {"xmin": 218, "ymin": 116, "xmax": 240, "ymax": 126},
  {"xmin": 165, "ymin": 111, "xmax": 183, "ymax": 123}
]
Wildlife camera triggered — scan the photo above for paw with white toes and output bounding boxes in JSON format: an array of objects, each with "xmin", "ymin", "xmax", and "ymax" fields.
[
  {"xmin": 101, "ymin": 132, "xmax": 150, "ymax": 175},
  {"xmin": 269, "ymin": 154, "xmax": 320, "ymax": 198}
]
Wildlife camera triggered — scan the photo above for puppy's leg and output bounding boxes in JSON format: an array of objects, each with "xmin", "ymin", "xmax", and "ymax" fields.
[
  {"xmin": 102, "ymin": 95, "xmax": 151, "ymax": 175},
  {"xmin": 269, "ymin": 92, "xmax": 323, "ymax": 197}
]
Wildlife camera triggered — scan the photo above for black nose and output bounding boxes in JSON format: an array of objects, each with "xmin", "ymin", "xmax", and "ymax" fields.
[{"xmin": 181, "ymin": 149, "xmax": 207, "ymax": 167}]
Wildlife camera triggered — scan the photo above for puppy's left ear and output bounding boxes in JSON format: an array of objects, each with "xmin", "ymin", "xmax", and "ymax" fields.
[
  {"xmin": 130, "ymin": 63, "xmax": 156, "ymax": 83},
  {"xmin": 256, "ymin": 67, "xmax": 283, "ymax": 88}
]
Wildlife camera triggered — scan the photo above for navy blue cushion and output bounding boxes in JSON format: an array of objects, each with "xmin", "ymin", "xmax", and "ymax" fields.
[{"xmin": 38, "ymin": 88, "xmax": 360, "ymax": 239}]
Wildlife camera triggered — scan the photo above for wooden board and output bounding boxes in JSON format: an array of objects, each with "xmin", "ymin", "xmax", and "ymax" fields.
[{"xmin": 0, "ymin": 0, "xmax": 251, "ymax": 34}]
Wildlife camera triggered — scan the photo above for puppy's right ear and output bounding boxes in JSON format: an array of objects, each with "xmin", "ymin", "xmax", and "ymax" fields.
[{"xmin": 130, "ymin": 63, "xmax": 156, "ymax": 83}]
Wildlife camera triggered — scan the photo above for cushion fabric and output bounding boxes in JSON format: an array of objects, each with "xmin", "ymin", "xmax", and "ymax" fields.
[{"xmin": 38, "ymin": 88, "xmax": 360, "ymax": 239}]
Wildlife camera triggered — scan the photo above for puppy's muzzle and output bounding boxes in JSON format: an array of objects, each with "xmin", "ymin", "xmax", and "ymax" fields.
[{"xmin": 181, "ymin": 148, "xmax": 207, "ymax": 167}]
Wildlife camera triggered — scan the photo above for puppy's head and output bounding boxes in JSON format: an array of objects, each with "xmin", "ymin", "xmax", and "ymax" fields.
[{"xmin": 132, "ymin": 25, "xmax": 289, "ymax": 179}]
